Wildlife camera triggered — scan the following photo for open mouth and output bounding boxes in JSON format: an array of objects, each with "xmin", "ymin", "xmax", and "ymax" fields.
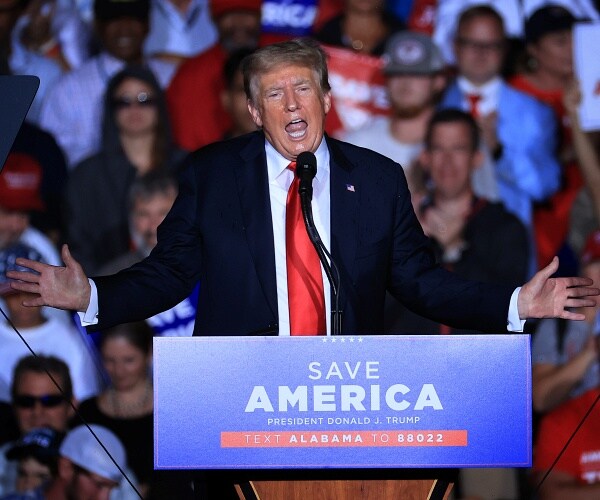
[{"xmin": 285, "ymin": 118, "xmax": 307, "ymax": 139}]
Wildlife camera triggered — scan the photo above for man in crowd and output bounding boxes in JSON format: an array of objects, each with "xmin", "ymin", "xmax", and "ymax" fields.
[
  {"xmin": 2, "ymin": 427, "xmax": 64, "ymax": 497},
  {"xmin": 220, "ymin": 48, "xmax": 259, "ymax": 139},
  {"xmin": 166, "ymin": 0, "xmax": 262, "ymax": 150},
  {"xmin": 440, "ymin": 5, "xmax": 561, "ymax": 273},
  {"xmin": 0, "ymin": 0, "xmax": 62, "ymax": 123},
  {"xmin": 144, "ymin": 0, "xmax": 218, "ymax": 66},
  {"xmin": 0, "ymin": 156, "xmax": 69, "ymax": 326},
  {"xmin": 0, "ymin": 356, "xmax": 74, "ymax": 496},
  {"xmin": 385, "ymin": 108, "xmax": 529, "ymax": 334},
  {"xmin": 99, "ymin": 172, "xmax": 198, "ymax": 337},
  {"xmin": 343, "ymin": 30, "xmax": 497, "ymax": 201},
  {"xmin": 42, "ymin": 425, "xmax": 127, "ymax": 500},
  {"xmin": 0, "ymin": 243, "xmax": 101, "ymax": 402}
]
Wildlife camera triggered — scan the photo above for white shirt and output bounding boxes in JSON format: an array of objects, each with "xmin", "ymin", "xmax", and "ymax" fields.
[
  {"xmin": 266, "ymin": 139, "xmax": 331, "ymax": 336},
  {"xmin": 144, "ymin": 0, "xmax": 218, "ymax": 58},
  {"xmin": 0, "ymin": 317, "xmax": 101, "ymax": 403},
  {"xmin": 433, "ymin": 0, "xmax": 600, "ymax": 64},
  {"xmin": 342, "ymin": 117, "xmax": 423, "ymax": 173},
  {"xmin": 456, "ymin": 75, "xmax": 502, "ymax": 116}
]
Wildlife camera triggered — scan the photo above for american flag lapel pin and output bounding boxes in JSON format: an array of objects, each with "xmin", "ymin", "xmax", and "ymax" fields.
[{"xmin": 346, "ymin": 184, "xmax": 355, "ymax": 192}]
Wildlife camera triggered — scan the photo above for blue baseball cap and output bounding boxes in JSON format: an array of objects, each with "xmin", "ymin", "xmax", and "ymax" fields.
[{"xmin": 0, "ymin": 242, "xmax": 42, "ymax": 296}]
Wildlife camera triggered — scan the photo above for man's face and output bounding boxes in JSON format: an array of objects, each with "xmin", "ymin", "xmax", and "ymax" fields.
[
  {"xmin": 454, "ymin": 16, "xmax": 505, "ymax": 85},
  {"xmin": 67, "ymin": 466, "xmax": 119, "ymax": 500},
  {"xmin": 248, "ymin": 64, "xmax": 331, "ymax": 161},
  {"xmin": 16, "ymin": 456, "xmax": 52, "ymax": 493},
  {"xmin": 0, "ymin": 206, "xmax": 29, "ymax": 248},
  {"xmin": 216, "ymin": 11, "xmax": 260, "ymax": 52},
  {"xmin": 221, "ymin": 69, "xmax": 258, "ymax": 136},
  {"xmin": 98, "ymin": 17, "xmax": 148, "ymax": 62},
  {"xmin": 13, "ymin": 371, "xmax": 72, "ymax": 433},
  {"xmin": 386, "ymin": 74, "xmax": 444, "ymax": 118},
  {"xmin": 130, "ymin": 188, "xmax": 177, "ymax": 253},
  {"xmin": 423, "ymin": 121, "xmax": 480, "ymax": 200}
]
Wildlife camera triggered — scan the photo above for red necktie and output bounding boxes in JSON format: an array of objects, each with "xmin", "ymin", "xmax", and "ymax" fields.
[
  {"xmin": 286, "ymin": 161, "xmax": 326, "ymax": 335},
  {"xmin": 466, "ymin": 93, "xmax": 482, "ymax": 119}
]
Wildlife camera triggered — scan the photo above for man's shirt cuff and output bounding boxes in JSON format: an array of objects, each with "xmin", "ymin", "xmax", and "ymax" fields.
[
  {"xmin": 77, "ymin": 278, "xmax": 99, "ymax": 326},
  {"xmin": 507, "ymin": 287, "xmax": 526, "ymax": 332}
]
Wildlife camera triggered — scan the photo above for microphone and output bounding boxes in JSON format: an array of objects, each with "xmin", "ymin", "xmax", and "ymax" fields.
[
  {"xmin": 295, "ymin": 150, "xmax": 343, "ymax": 335},
  {"xmin": 296, "ymin": 151, "xmax": 317, "ymax": 200}
]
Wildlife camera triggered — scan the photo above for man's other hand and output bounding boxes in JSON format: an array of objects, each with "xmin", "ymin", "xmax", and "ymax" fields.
[
  {"xmin": 6, "ymin": 244, "xmax": 91, "ymax": 312},
  {"xmin": 518, "ymin": 256, "xmax": 599, "ymax": 321}
]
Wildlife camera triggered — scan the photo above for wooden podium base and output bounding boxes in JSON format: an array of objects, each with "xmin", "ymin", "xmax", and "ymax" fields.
[
  {"xmin": 235, "ymin": 479, "xmax": 453, "ymax": 500},
  {"xmin": 194, "ymin": 469, "xmax": 456, "ymax": 500}
]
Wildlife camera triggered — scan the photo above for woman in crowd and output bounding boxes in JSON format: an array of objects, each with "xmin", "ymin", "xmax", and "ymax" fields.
[
  {"xmin": 76, "ymin": 322, "xmax": 153, "ymax": 497},
  {"xmin": 314, "ymin": 0, "xmax": 404, "ymax": 55},
  {"xmin": 65, "ymin": 65, "xmax": 187, "ymax": 274}
]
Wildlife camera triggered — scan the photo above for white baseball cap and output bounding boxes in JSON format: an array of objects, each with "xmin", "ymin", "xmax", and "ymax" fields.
[{"xmin": 60, "ymin": 425, "xmax": 126, "ymax": 484}]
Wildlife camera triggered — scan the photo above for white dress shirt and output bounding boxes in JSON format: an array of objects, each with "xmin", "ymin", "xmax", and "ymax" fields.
[
  {"xmin": 144, "ymin": 0, "xmax": 218, "ymax": 58},
  {"xmin": 456, "ymin": 75, "xmax": 502, "ymax": 116},
  {"xmin": 265, "ymin": 138, "xmax": 332, "ymax": 336}
]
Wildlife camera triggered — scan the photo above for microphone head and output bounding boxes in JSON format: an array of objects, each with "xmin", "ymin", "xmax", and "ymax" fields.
[{"xmin": 296, "ymin": 151, "xmax": 317, "ymax": 180}]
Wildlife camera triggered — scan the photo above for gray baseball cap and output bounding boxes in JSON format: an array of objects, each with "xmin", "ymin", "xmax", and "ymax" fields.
[
  {"xmin": 382, "ymin": 31, "xmax": 444, "ymax": 76},
  {"xmin": 60, "ymin": 425, "xmax": 126, "ymax": 484}
]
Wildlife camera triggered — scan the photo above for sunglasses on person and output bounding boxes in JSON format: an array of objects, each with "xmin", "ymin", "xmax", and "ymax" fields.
[
  {"xmin": 112, "ymin": 92, "xmax": 156, "ymax": 110},
  {"xmin": 14, "ymin": 394, "xmax": 64, "ymax": 408}
]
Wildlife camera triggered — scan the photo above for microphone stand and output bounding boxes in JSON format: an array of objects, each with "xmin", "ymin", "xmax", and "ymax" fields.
[{"xmin": 299, "ymin": 190, "xmax": 343, "ymax": 335}]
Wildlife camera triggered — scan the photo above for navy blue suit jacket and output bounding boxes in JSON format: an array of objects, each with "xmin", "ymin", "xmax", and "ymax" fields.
[{"xmin": 92, "ymin": 131, "xmax": 515, "ymax": 335}]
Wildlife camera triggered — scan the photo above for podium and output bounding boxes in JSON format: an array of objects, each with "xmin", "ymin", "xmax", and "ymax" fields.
[
  {"xmin": 154, "ymin": 335, "xmax": 531, "ymax": 499},
  {"xmin": 0, "ymin": 75, "xmax": 39, "ymax": 172},
  {"xmin": 233, "ymin": 469, "xmax": 454, "ymax": 499}
]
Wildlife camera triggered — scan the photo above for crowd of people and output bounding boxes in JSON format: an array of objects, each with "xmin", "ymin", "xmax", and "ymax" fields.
[{"xmin": 0, "ymin": 0, "xmax": 599, "ymax": 498}]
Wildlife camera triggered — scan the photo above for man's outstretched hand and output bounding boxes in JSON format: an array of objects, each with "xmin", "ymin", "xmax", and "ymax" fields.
[
  {"xmin": 518, "ymin": 256, "xmax": 599, "ymax": 321},
  {"xmin": 6, "ymin": 244, "xmax": 91, "ymax": 312}
]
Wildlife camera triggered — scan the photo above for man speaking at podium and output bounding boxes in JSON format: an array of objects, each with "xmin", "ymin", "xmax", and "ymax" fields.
[{"xmin": 7, "ymin": 39, "xmax": 599, "ymax": 337}]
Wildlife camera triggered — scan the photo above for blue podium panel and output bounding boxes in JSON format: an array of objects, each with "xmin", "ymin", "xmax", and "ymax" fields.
[{"xmin": 154, "ymin": 335, "xmax": 531, "ymax": 469}]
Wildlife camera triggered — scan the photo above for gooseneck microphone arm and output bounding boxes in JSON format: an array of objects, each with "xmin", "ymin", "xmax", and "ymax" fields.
[{"xmin": 296, "ymin": 151, "xmax": 343, "ymax": 335}]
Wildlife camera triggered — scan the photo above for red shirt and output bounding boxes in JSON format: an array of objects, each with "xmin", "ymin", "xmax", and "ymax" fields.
[
  {"xmin": 167, "ymin": 45, "xmax": 231, "ymax": 151},
  {"xmin": 167, "ymin": 42, "xmax": 344, "ymax": 152},
  {"xmin": 535, "ymin": 389, "xmax": 600, "ymax": 484}
]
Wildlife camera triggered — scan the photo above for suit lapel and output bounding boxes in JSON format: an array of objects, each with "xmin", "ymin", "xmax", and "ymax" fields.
[
  {"xmin": 234, "ymin": 132, "xmax": 278, "ymax": 318},
  {"xmin": 231, "ymin": 133, "xmax": 359, "ymax": 319}
]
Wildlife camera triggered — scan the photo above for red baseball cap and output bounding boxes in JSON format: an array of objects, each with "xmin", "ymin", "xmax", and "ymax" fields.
[
  {"xmin": 581, "ymin": 230, "xmax": 600, "ymax": 266},
  {"xmin": 0, "ymin": 152, "xmax": 45, "ymax": 212}
]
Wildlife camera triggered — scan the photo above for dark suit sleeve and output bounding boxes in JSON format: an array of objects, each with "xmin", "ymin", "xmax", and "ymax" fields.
[
  {"xmin": 385, "ymin": 166, "xmax": 515, "ymax": 333},
  {"xmin": 90, "ymin": 160, "xmax": 203, "ymax": 330}
]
